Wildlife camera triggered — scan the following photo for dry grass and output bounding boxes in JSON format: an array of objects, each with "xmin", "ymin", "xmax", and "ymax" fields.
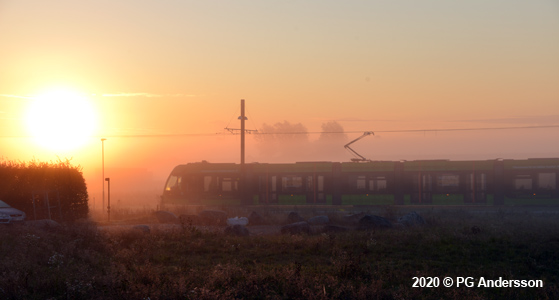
[{"xmin": 1, "ymin": 207, "xmax": 559, "ymax": 299}]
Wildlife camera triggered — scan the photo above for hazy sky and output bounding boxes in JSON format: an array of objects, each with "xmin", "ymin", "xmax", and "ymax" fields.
[{"xmin": 1, "ymin": 1, "xmax": 558, "ymax": 202}]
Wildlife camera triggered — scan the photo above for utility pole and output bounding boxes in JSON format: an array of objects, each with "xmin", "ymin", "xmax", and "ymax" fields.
[
  {"xmin": 240, "ymin": 99, "xmax": 247, "ymax": 204},
  {"xmin": 240, "ymin": 99, "xmax": 246, "ymax": 166},
  {"xmin": 224, "ymin": 99, "xmax": 255, "ymax": 205}
]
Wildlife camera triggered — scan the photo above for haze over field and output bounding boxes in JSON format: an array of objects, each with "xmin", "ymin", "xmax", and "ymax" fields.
[{"xmin": 1, "ymin": 1, "xmax": 558, "ymax": 208}]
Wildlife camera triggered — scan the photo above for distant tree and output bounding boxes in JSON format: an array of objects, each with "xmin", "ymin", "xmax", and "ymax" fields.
[
  {"xmin": 318, "ymin": 121, "xmax": 348, "ymax": 143},
  {"xmin": 314, "ymin": 121, "xmax": 349, "ymax": 160},
  {"xmin": 255, "ymin": 121, "xmax": 310, "ymax": 161},
  {"xmin": 260, "ymin": 121, "xmax": 308, "ymax": 142}
]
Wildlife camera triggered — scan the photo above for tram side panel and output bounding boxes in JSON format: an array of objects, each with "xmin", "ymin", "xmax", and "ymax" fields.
[
  {"xmin": 502, "ymin": 159, "xmax": 559, "ymax": 205},
  {"xmin": 252, "ymin": 162, "xmax": 335, "ymax": 205},
  {"xmin": 402, "ymin": 160, "xmax": 496, "ymax": 205},
  {"xmin": 339, "ymin": 162, "xmax": 398, "ymax": 205}
]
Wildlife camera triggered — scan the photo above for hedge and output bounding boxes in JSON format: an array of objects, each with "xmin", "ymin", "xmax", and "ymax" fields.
[{"xmin": 0, "ymin": 159, "xmax": 89, "ymax": 222}]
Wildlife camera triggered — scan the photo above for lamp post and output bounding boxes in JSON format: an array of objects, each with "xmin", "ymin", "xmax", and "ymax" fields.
[
  {"xmin": 105, "ymin": 178, "xmax": 111, "ymax": 222},
  {"xmin": 101, "ymin": 138, "xmax": 107, "ymax": 214}
]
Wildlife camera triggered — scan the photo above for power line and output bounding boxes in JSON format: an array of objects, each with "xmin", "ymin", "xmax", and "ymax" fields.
[
  {"xmin": 92, "ymin": 133, "xmax": 220, "ymax": 138},
  {"xmin": 374, "ymin": 125, "xmax": 559, "ymax": 134},
  {"xmin": 0, "ymin": 133, "xmax": 221, "ymax": 138},
  {"xmin": 1, "ymin": 124, "xmax": 558, "ymax": 138},
  {"xmin": 253, "ymin": 124, "xmax": 559, "ymax": 135}
]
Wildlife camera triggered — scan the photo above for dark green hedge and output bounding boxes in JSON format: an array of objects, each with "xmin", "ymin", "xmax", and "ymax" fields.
[{"xmin": 0, "ymin": 159, "xmax": 89, "ymax": 222}]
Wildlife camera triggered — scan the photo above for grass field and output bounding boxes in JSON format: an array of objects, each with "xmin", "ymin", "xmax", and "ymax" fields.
[{"xmin": 1, "ymin": 207, "xmax": 558, "ymax": 299}]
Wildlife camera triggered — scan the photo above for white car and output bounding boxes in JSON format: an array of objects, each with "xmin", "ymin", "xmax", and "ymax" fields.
[{"xmin": 0, "ymin": 200, "xmax": 26, "ymax": 223}]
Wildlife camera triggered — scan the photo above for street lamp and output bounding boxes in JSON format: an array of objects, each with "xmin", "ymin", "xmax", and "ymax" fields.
[
  {"xmin": 105, "ymin": 178, "xmax": 111, "ymax": 222},
  {"xmin": 101, "ymin": 138, "xmax": 107, "ymax": 214}
]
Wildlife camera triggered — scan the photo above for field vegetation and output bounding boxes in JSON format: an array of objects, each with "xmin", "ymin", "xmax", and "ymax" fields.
[{"xmin": 1, "ymin": 207, "xmax": 558, "ymax": 299}]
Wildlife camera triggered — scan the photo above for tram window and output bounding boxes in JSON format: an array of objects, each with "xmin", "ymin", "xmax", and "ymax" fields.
[
  {"xmin": 411, "ymin": 174, "xmax": 433, "ymax": 191},
  {"xmin": 368, "ymin": 177, "xmax": 387, "ymax": 191},
  {"xmin": 538, "ymin": 173, "xmax": 556, "ymax": 190},
  {"xmin": 282, "ymin": 175, "xmax": 303, "ymax": 192},
  {"xmin": 422, "ymin": 175, "xmax": 432, "ymax": 190},
  {"xmin": 437, "ymin": 174, "xmax": 459, "ymax": 188},
  {"xmin": 204, "ymin": 176, "xmax": 212, "ymax": 192},
  {"xmin": 318, "ymin": 176, "xmax": 324, "ymax": 192},
  {"xmin": 165, "ymin": 175, "xmax": 179, "ymax": 191},
  {"xmin": 477, "ymin": 173, "xmax": 487, "ymax": 190},
  {"xmin": 356, "ymin": 176, "xmax": 366, "ymax": 190},
  {"xmin": 271, "ymin": 176, "xmax": 277, "ymax": 192},
  {"xmin": 376, "ymin": 178, "xmax": 387, "ymax": 191},
  {"xmin": 307, "ymin": 176, "xmax": 313, "ymax": 191},
  {"xmin": 470, "ymin": 173, "xmax": 487, "ymax": 191},
  {"xmin": 514, "ymin": 177, "xmax": 532, "ymax": 190},
  {"xmin": 221, "ymin": 177, "xmax": 237, "ymax": 192}
]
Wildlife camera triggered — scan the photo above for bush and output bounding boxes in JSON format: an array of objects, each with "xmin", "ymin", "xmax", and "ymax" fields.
[{"xmin": 0, "ymin": 158, "xmax": 89, "ymax": 221}]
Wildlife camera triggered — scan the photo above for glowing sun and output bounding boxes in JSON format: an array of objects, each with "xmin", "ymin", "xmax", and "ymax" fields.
[{"xmin": 25, "ymin": 89, "xmax": 97, "ymax": 151}]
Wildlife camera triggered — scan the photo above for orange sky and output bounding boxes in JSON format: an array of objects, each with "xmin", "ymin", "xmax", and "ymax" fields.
[{"xmin": 1, "ymin": 1, "xmax": 558, "ymax": 208}]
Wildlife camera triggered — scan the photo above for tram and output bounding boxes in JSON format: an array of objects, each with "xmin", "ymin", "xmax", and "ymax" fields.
[{"xmin": 162, "ymin": 158, "xmax": 559, "ymax": 206}]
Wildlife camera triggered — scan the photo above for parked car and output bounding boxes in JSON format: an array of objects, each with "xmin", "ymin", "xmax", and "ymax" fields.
[
  {"xmin": 0, "ymin": 200, "xmax": 26, "ymax": 223},
  {"xmin": 0, "ymin": 212, "xmax": 10, "ymax": 223}
]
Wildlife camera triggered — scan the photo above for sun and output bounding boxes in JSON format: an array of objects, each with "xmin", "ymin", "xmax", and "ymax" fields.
[{"xmin": 25, "ymin": 89, "xmax": 97, "ymax": 152}]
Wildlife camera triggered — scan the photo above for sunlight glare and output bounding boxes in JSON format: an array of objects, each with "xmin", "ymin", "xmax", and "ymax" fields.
[{"xmin": 25, "ymin": 89, "xmax": 97, "ymax": 152}]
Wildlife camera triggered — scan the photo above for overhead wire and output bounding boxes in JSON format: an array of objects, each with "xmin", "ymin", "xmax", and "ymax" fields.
[
  {"xmin": 245, "ymin": 107, "xmax": 259, "ymax": 133},
  {"xmin": 224, "ymin": 102, "xmax": 241, "ymax": 130},
  {"xmin": 245, "ymin": 124, "xmax": 559, "ymax": 135},
  {"xmin": 1, "ymin": 124, "xmax": 558, "ymax": 138}
]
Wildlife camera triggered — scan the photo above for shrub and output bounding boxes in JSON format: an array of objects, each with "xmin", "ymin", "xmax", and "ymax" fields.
[{"xmin": 0, "ymin": 158, "xmax": 89, "ymax": 221}]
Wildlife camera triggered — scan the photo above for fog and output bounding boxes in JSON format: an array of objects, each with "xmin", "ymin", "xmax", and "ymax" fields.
[{"xmin": 81, "ymin": 121, "xmax": 558, "ymax": 212}]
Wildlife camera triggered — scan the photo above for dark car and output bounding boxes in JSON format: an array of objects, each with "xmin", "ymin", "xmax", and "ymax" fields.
[{"xmin": 0, "ymin": 200, "xmax": 26, "ymax": 223}]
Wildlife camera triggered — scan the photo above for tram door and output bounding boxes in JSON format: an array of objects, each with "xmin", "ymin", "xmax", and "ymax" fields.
[
  {"xmin": 259, "ymin": 175, "xmax": 277, "ymax": 204},
  {"xmin": 317, "ymin": 175, "xmax": 325, "ymax": 202},
  {"xmin": 411, "ymin": 173, "xmax": 432, "ymax": 203},
  {"xmin": 305, "ymin": 175, "xmax": 325, "ymax": 203},
  {"xmin": 465, "ymin": 173, "xmax": 487, "ymax": 203},
  {"xmin": 268, "ymin": 176, "xmax": 277, "ymax": 203}
]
